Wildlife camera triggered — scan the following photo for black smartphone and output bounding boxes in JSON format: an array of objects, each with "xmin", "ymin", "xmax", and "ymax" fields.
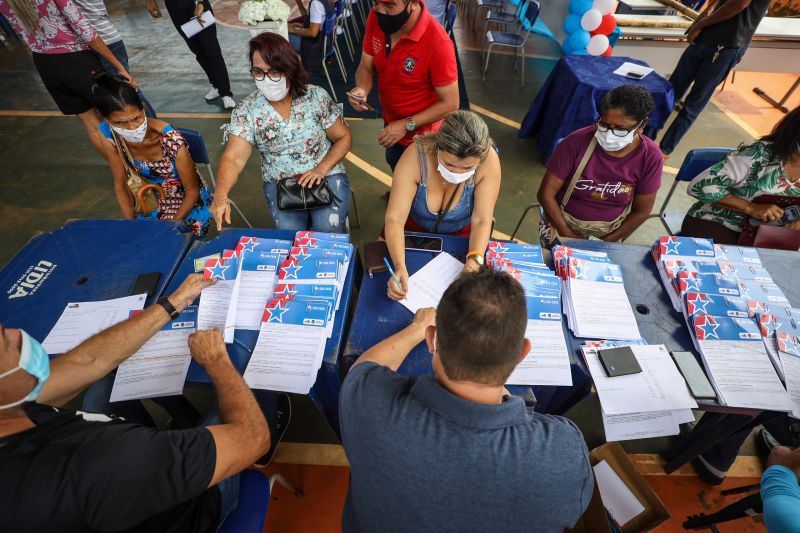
[
  {"xmin": 779, "ymin": 205, "xmax": 800, "ymax": 225},
  {"xmin": 346, "ymin": 91, "xmax": 376, "ymax": 112},
  {"xmin": 129, "ymin": 272, "xmax": 161, "ymax": 296},
  {"xmin": 405, "ymin": 234, "xmax": 443, "ymax": 253},
  {"xmin": 672, "ymin": 351, "xmax": 717, "ymax": 400},
  {"xmin": 626, "ymin": 72, "xmax": 644, "ymax": 79},
  {"xmin": 598, "ymin": 347, "xmax": 642, "ymax": 378}
]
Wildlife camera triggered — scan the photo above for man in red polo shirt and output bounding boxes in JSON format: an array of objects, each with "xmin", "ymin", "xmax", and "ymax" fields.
[{"xmin": 347, "ymin": 0, "xmax": 458, "ymax": 171}]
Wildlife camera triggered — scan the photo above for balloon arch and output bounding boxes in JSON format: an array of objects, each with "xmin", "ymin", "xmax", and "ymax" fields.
[{"xmin": 561, "ymin": 0, "xmax": 618, "ymax": 56}]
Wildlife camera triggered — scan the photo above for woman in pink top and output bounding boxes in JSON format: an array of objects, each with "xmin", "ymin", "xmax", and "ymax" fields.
[
  {"xmin": 536, "ymin": 85, "xmax": 664, "ymax": 245},
  {"xmin": 0, "ymin": 0, "xmax": 137, "ymax": 154}
]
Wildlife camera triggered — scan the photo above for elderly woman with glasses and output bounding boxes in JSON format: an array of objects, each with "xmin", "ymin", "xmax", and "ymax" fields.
[
  {"xmin": 211, "ymin": 32, "xmax": 352, "ymax": 232},
  {"xmin": 536, "ymin": 85, "xmax": 663, "ymax": 245}
]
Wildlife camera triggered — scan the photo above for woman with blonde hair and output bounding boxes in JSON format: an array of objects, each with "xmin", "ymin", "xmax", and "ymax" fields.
[
  {"xmin": 384, "ymin": 110, "xmax": 501, "ymax": 300},
  {"xmin": 0, "ymin": 0, "xmax": 136, "ymax": 155}
]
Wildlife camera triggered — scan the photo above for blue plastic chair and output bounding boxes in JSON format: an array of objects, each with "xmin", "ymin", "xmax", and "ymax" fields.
[
  {"xmin": 444, "ymin": 2, "xmax": 458, "ymax": 34},
  {"xmin": 658, "ymin": 147, "xmax": 732, "ymax": 235},
  {"xmin": 218, "ymin": 470, "xmax": 303, "ymax": 533},
  {"xmin": 482, "ymin": 0, "xmax": 539, "ymax": 87},
  {"xmin": 177, "ymin": 127, "xmax": 254, "ymax": 229},
  {"xmin": 481, "ymin": 0, "xmax": 527, "ymax": 41}
]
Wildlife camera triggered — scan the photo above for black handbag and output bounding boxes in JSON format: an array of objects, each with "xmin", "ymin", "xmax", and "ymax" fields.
[{"xmin": 276, "ymin": 176, "xmax": 333, "ymax": 211}]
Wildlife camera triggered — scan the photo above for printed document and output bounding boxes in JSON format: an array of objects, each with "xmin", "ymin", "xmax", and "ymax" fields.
[
  {"xmin": 593, "ymin": 460, "xmax": 645, "ymax": 527},
  {"xmin": 507, "ymin": 319, "xmax": 572, "ymax": 386},
  {"xmin": 399, "ymin": 252, "xmax": 464, "ymax": 313},
  {"xmin": 42, "ymin": 294, "xmax": 147, "ymax": 354}
]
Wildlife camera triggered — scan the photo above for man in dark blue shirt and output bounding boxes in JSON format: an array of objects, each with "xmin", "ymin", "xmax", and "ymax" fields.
[{"xmin": 339, "ymin": 268, "xmax": 593, "ymax": 532}]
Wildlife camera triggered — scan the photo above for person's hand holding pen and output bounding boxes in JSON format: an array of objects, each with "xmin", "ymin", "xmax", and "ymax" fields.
[{"xmin": 384, "ymin": 257, "xmax": 409, "ymax": 301}]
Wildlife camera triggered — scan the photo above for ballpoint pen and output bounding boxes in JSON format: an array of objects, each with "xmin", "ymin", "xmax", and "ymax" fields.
[{"xmin": 383, "ymin": 257, "xmax": 403, "ymax": 290}]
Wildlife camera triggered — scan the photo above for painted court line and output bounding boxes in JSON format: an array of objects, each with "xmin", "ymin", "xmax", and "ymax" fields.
[{"xmin": 470, "ymin": 104, "xmax": 522, "ymax": 130}]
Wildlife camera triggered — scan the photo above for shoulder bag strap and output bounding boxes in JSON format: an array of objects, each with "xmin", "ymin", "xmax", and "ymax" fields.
[
  {"xmin": 560, "ymin": 136, "xmax": 597, "ymax": 209},
  {"xmin": 431, "ymin": 185, "xmax": 459, "ymax": 234}
]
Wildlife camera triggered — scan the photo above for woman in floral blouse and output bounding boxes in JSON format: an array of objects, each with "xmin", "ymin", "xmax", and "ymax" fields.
[
  {"xmin": 0, "ymin": 0, "xmax": 136, "ymax": 155},
  {"xmin": 682, "ymin": 106, "xmax": 800, "ymax": 244},
  {"xmin": 212, "ymin": 32, "xmax": 352, "ymax": 232}
]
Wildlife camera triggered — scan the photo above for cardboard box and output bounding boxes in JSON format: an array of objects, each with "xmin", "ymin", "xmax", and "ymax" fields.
[{"xmin": 568, "ymin": 443, "xmax": 670, "ymax": 533}]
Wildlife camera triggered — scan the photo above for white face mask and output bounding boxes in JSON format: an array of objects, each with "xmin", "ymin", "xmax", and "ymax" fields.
[
  {"xmin": 256, "ymin": 76, "xmax": 290, "ymax": 102},
  {"xmin": 594, "ymin": 121, "xmax": 641, "ymax": 153},
  {"xmin": 437, "ymin": 157, "xmax": 475, "ymax": 185},
  {"xmin": 111, "ymin": 116, "xmax": 148, "ymax": 143}
]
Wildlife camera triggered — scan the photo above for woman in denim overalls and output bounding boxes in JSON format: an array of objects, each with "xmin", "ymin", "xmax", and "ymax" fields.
[{"xmin": 383, "ymin": 110, "xmax": 502, "ymax": 301}]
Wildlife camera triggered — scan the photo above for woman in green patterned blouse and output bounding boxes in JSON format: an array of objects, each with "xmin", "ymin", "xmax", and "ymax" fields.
[{"xmin": 681, "ymin": 106, "xmax": 800, "ymax": 244}]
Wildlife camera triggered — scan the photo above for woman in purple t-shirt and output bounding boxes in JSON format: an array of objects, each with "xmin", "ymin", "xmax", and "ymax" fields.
[{"xmin": 537, "ymin": 85, "xmax": 663, "ymax": 244}]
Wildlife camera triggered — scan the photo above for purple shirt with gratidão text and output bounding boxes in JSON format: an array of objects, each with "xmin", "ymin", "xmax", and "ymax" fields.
[{"xmin": 546, "ymin": 125, "xmax": 663, "ymax": 222}]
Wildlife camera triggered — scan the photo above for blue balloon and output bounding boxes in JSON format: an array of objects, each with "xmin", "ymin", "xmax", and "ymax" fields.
[
  {"xmin": 562, "ymin": 14, "xmax": 581, "ymax": 34},
  {"xmin": 573, "ymin": 48, "xmax": 589, "ymax": 55},
  {"xmin": 562, "ymin": 40, "xmax": 574, "ymax": 54},
  {"xmin": 568, "ymin": 0, "xmax": 592, "ymax": 15},
  {"xmin": 567, "ymin": 29, "xmax": 590, "ymax": 51}
]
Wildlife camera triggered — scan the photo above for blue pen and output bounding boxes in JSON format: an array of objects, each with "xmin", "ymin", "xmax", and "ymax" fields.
[
  {"xmin": 383, "ymin": 257, "xmax": 403, "ymax": 290},
  {"xmin": 233, "ymin": 337, "xmax": 252, "ymax": 354}
]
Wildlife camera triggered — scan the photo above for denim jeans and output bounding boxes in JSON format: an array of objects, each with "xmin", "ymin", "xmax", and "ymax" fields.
[
  {"xmin": 288, "ymin": 32, "xmax": 302, "ymax": 53},
  {"xmin": 263, "ymin": 172, "xmax": 350, "ymax": 231},
  {"xmin": 97, "ymin": 40, "xmax": 157, "ymax": 118},
  {"xmin": 655, "ymin": 42, "xmax": 746, "ymax": 154},
  {"xmin": 81, "ymin": 374, "xmax": 279, "ymax": 529}
]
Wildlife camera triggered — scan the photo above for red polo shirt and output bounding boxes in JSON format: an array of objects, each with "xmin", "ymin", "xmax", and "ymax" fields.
[{"xmin": 363, "ymin": 1, "xmax": 457, "ymax": 145}]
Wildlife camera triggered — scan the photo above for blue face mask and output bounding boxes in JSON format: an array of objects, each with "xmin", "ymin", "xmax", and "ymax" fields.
[{"xmin": 0, "ymin": 330, "xmax": 50, "ymax": 410}]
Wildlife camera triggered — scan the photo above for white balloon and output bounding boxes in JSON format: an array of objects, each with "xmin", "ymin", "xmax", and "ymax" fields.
[
  {"xmin": 587, "ymin": 34, "xmax": 610, "ymax": 55},
  {"xmin": 592, "ymin": 0, "xmax": 615, "ymax": 15},
  {"xmin": 580, "ymin": 9, "xmax": 602, "ymax": 31}
]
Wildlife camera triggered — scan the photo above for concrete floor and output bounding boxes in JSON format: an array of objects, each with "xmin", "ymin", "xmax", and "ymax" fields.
[{"xmin": 0, "ymin": 0, "xmax": 770, "ymax": 455}]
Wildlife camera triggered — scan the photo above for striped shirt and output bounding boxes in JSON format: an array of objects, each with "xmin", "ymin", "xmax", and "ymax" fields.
[{"xmin": 71, "ymin": 0, "xmax": 121, "ymax": 44}]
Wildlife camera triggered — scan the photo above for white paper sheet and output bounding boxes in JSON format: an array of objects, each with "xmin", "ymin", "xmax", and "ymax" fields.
[
  {"xmin": 613, "ymin": 61, "xmax": 654, "ymax": 79},
  {"xmin": 602, "ymin": 408, "xmax": 680, "ymax": 442},
  {"xmin": 243, "ymin": 322, "xmax": 327, "ymax": 394},
  {"xmin": 565, "ymin": 279, "xmax": 641, "ymax": 340},
  {"xmin": 506, "ymin": 319, "xmax": 572, "ymax": 386},
  {"xmin": 180, "ymin": 11, "xmax": 215, "ymax": 38},
  {"xmin": 698, "ymin": 339, "xmax": 794, "ymax": 411},
  {"xmin": 234, "ymin": 269, "xmax": 277, "ymax": 330},
  {"xmin": 198, "ymin": 280, "xmax": 236, "ymax": 343},
  {"xmin": 110, "ymin": 325, "xmax": 193, "ymax": 402},
  {"xmin": 778, "ymin": 352, "xmax": 800, "ymax": 419},
  {"xmin": 593, "ymin": 460, "xmax": 646, "ymax": 527},
  {"xmin": 584, "ymin": 345, "xmax": 698, "ymax": 415},
  {"xmin": 42, "ymin": 294, "xmax": 147, "ymax": 354},
  {"xmin": 399, "ymin": 252, "xmax": 463, "ymax": 313}
]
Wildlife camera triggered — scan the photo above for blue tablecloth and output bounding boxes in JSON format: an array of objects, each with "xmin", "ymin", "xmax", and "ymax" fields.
[
  {"xmin": 0, "ymin": 219, "xmax": 193, "ymax": 343},
  {"xmin": 519, "ymin": 55, "xmax": 675, "ymax": 161},
  {"xmin": 163, "ymin": 228, "xmax": 360, "ymax": 432},
  {"xmin": 343, "ymin": 233, "xmax": 593, "ymax": 417}
]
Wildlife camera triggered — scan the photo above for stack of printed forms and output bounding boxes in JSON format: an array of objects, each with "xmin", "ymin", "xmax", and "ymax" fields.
[{"xmin": 486, "ymin": 241, "xmax": 571, "ymax": 387}]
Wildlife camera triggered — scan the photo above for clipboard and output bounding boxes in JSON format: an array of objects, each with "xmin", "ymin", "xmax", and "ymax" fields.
[{"xmin": 180, "ymin": 11, "xmax": 215, "ymax": 38}]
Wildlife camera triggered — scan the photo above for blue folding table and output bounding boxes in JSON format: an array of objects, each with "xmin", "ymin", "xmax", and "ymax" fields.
[
  {"xmin": 162, "ymin": 228, "xmax": 360, "ymax": 432},
  {"xmin": 343, "ymin": 234, "xmax": 594, "ymax": 418},
  {"xmin": 0, "ymin": 219, "xmax": 193, "ymax": 342}
]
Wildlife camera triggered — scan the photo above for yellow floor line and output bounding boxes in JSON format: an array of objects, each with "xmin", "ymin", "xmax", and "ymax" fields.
[
  {"xmin": 664, "ymin": 165, "xmax": 679, "ymax": 175},
  {"xmin": 345, "ymin": 152, "xmax": 394, "ymax": 187},
  {"xmin": 710, "ymin": 96, "xmax": 761, "ymax": 140},
  {"xmin": 470, "ymin": 104, "xmax": 522, "ymax": 130}
]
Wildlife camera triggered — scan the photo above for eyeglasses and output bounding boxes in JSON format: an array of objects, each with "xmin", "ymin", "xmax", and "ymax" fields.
[
  {"xmin": 250, "ymin": 67, "xmax": 283, "ymax": 82},
  {"xmin": 595, "ymin": 119, "xmax": 643, "ymax": 137}
]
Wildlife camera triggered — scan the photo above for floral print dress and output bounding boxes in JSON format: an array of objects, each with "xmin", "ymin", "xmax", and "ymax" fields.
[
  {"xmin": 686, "ymin": 141, "xmax": 800, "ymax": 233},
  {"xmin": 100, "ymin": 122, "xmax": 213, "ymax": 238},
  {"xmin": 223, "ymin": 84, "xmax": 346, "ymax": 183},
  {"xmin": 0, "ymin": 0, "xmax": 97, "ymax": 54}
]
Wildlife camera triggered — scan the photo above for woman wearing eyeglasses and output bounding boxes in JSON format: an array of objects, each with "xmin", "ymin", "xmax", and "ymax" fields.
[
  {"xmin": 536, "ymin": 85, "xmax": 663, "ymax": 245},
  {"xmin": 212, "ymin": 32, "xmax": 352, "ymax": 232}
]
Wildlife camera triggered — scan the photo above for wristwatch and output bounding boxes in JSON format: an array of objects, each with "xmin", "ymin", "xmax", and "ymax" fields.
[
  {"xmin": 466, "ymin": 251, "xmax": 485, "ymax": 267},
  {"xmin": 405, "ymin": 117, "xmax": 416, "ymax": 132},
  {"xmin": 157, "ymin": 296, "xmax": 180, "ymax": 320}
]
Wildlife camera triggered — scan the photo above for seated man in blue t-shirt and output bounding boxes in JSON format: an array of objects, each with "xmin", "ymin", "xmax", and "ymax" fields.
[
  {"xmin": 339, "ymin": 268, "xmax": 594, "ymax": 532},
  {"xmin": 763, "ymin": 445, "xmax": 800, "ymax": 532}
]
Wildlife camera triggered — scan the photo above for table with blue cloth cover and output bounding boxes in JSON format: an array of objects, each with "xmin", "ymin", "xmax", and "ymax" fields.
[
  {"xmin": 519, "ymin": 55, "xmax": 675, "ymax": 161},
  {"xmin": 343, "ymin": 233, "xmax": 594, "ymax": 417},
  {"xmin": 163, "ymin": 228, "xmax": 360, "ymax": 433},
  {"xmin": 0, "ymin": 219, "xmax": 193, "ymax": 343}
]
